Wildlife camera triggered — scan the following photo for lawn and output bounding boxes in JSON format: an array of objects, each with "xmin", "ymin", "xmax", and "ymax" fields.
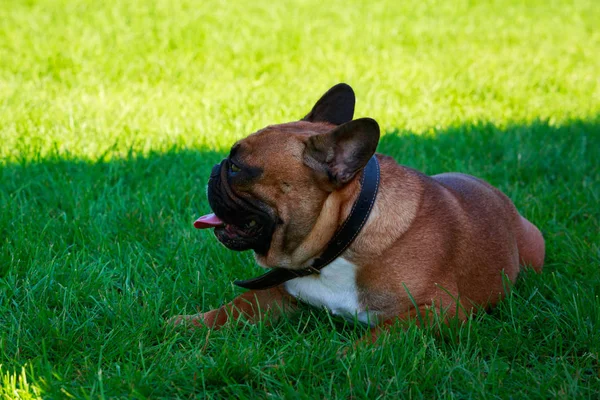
[{"xmin": 1, "ymin": 0, "xmax": 599, "ymax": 398}]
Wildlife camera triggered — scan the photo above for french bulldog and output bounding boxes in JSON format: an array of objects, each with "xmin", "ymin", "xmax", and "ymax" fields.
[{"xmin": 171, "ymin": 83, "xmax": 545, "ymax": 340}]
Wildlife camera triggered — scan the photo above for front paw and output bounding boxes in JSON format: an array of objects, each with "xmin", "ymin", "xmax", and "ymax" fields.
[
  {"xmin": 168, "ymin": 313, "xmax": 204, "ymax": 328},
  {"xmin": 168, "ymin": 310, "xmax": 222, "ymax": 329}
]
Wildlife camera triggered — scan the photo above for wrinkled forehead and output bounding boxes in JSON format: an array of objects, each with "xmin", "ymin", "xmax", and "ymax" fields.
[{"xmin": 230, "ymin": 121, "xmax": 334, "ymax": 164}]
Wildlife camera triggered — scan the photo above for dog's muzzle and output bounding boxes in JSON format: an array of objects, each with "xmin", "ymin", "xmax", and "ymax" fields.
[{"xmin": 205, "ymin": 160, "xmax": 276, "ymax": 255}]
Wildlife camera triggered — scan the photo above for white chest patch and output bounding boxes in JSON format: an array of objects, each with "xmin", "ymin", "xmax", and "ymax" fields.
[{"xmin": 284, "ymin": 258, "xmax": 378, "ymax": 326}]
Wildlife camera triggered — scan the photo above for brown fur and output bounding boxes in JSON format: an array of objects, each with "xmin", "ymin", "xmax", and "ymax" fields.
[{"xmin": 171, "ymin": 85, "xmax": 545, "ymax": 336}]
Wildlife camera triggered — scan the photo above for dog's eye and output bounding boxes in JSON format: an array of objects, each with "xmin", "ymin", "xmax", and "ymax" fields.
[{"xmin": 230, "ymin": 162, "xmax": 241, "ymax": 173}]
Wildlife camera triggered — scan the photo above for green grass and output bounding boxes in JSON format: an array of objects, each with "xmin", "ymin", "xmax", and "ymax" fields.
[{"xmin": 1, "ymin": 0, "xmax": 599, "ymax": 397}]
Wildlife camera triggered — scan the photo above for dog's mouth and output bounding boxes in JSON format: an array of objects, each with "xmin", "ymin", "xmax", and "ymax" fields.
[
  {"xmin": 194, "ymin": 213, "xmax": 264, "ymax": 239},
  {"xmin": 194, "ymin": 208, "xmax": 274, "ymax": 253},
  {"xmin": 195, "ymin": 159, "xmax": 277, "ymax": 254}
]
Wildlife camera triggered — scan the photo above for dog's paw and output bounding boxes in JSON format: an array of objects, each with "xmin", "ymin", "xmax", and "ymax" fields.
[
  {"xmin": 167, "ymin": 313, "xmax": 207, "ymax": 328},
  {"xmin": 168, "ymin": 310, "xmax": 223, "ymax": 329}
]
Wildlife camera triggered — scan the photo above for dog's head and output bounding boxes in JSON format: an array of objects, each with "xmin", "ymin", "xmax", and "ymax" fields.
[{"xmin": 196, "ymin": 84, "xmax": 380, "ymax": 268}]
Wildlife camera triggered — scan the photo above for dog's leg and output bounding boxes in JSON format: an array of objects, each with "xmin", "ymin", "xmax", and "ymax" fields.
[
  {"xmin": 365, "ymin": 306, "xmax": 431, "ymax": 343},
  {"xmin": 170, "ymin": 285, "xmax": 297, "ymax": 329},
  {"xmin": 365, "ymin": 301, "xmax": 471, "ymax": 344}
]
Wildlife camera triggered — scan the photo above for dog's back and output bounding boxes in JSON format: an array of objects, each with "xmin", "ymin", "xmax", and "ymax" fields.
[
  {"xmin": 355, "ymin": 165, "xmax": 545, "ymax": 321},
  {"xmin": 432, "ymin": 172, "xmax": 545, "ymax": 305}
]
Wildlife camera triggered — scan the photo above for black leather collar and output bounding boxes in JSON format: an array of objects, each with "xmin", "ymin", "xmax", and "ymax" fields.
[{"xmin": 234, "ymin": 156, "xmax": 381, "ymax": 290}]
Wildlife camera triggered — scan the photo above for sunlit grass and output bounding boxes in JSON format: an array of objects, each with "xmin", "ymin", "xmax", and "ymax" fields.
[
  {"xmin": 1, "ymin": 0, "xmax": 599, "ymax": 397},
  {"xmin": 0, "ymin": 365, "xmax": 43, "ymax": 399},
  {"xmin": 1, "ymin": 0, "xmax": 599, "ymax": 162}
]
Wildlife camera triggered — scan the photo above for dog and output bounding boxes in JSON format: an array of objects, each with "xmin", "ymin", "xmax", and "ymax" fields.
[{"xmin": 171, "ymin": 83, "xmax": 545, "ymax": 340}]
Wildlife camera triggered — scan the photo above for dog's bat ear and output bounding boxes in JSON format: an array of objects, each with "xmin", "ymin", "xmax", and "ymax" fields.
[
  {"xmin": 303, "ymin": 118, "xmax": 380, "ymax": 188},
  {"xmin": 302, "ymin": 83, "xmax": 355, "ymax": 125}
]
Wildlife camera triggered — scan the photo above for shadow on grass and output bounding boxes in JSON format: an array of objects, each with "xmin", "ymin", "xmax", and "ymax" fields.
[{"xmin": 0, "ymin": 119, "xmax": 599, "ymax": 397}]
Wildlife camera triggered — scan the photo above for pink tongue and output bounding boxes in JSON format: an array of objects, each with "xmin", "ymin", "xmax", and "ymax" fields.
[{"xmin": 193, "ymin": 213, "xmax": 225, "ymax": 229}]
